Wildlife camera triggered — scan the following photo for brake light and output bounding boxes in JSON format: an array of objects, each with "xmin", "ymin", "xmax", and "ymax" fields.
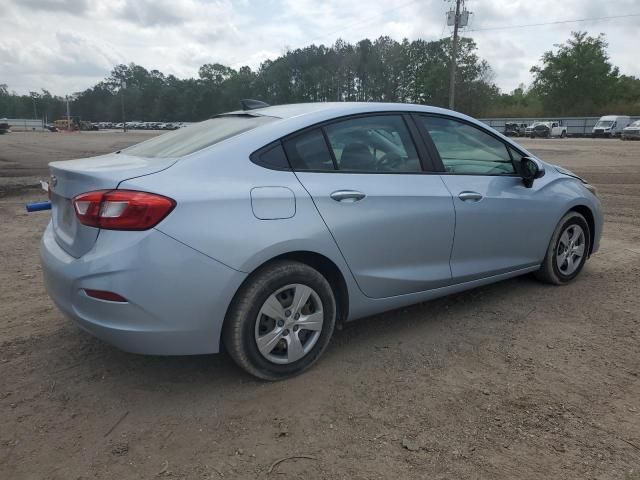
[{"xmin": 73, "ymin": 190, "xmax": 175, "ymax": 230}]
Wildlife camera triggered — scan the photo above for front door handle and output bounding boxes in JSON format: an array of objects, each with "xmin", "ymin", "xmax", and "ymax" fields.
[
  {"xmin": 330, "ymin": 190, "xmax": 366, "ymax": 203},
  {"xmin": 458, "ymin": 191, "xmax": 483, "ymax": 202}
]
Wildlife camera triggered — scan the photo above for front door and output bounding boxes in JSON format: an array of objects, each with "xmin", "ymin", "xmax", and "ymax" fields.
[
  {"xmin": 285, "ymin": 114, "xmax": 455, "ymax": 299},
  {"xmin": 416, "ymin": 114, "xmax": 553, "ymax": 283}
]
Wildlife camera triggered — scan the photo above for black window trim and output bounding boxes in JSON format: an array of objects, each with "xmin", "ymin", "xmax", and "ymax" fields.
[
  {"xmin": 320, "ymin": 127, "xmax": 339, "ymax": 170},
  {"xmin": 279, "ymin": 111, "xmax": 440, "ymax": 175},
  {"xmin": 411, "ymin": 112, "xmax": 527, "ymax": 177},
  {"xmin": 249, "ymin": 139, "xmax": 292, "ymax": 171}
]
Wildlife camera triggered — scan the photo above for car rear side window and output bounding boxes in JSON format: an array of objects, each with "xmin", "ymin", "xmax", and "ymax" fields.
[
  {"xmin": 123, "ymin": 115, "xmax": 276, "ymax": 158},
  {"xmin": 283, "ymin": 129, "xmax": 335, "ymax": 171},
  {"xmin": 250, "ymin": 142, "xmax": 291, "ymax": 170},
  {"xmin": 420, "ymin": 116, "xmax": 515, "ymax": 175}
]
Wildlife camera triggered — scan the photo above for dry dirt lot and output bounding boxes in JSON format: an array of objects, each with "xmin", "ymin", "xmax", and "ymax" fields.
[{"xmin": 1, "ymin": 132, "xmax": 639, "ymax": 479}]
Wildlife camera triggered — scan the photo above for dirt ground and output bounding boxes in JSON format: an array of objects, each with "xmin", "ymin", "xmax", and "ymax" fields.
[{"xmin": 1, "ymin": 132, "xmax": 639, "ymax": 479}]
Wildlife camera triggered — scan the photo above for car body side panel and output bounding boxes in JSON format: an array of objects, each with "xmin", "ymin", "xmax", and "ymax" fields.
[
  {"xmin": 440, "ymin": 173, "xmax": 553, "ymax": 282},
  {"xmin": 295, "ymin": 172, "xmax": 455, "ymax": 298},
  {"xmin": 440, "ymin": 169, "xmax": 602, "ymax": 282}
]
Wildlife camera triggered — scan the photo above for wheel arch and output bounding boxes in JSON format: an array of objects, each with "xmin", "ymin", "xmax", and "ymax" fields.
[
  {"xmin": 569, "ymin": 205, "xmax": 595, "ymax": 256},
  {"xmin": 221, "ymin": 250, "xmax": 350, "ymax": 349}
]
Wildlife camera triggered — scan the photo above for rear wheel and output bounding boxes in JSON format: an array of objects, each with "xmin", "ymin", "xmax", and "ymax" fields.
[
  {"xmin": 223, "ymin": 260, "xmax": 336, "ymax": 380},
  {"xmin": 535, "ymin": 212, "xmax": 591, "ymax": 285}
]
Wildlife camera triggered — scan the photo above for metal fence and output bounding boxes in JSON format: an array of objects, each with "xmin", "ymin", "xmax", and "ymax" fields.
[{"xmin": 478, "ymin": 116, "xmax": 640, "ymax": 137}]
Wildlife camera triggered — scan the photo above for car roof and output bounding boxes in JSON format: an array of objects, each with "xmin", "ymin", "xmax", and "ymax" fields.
[
  {"xmin": 213, "ymin": 101, "xmax": 539, "ymax": 164},
  {"xmin": 226, "ymin": 102, "xmax": 466, "ymax": 121}
]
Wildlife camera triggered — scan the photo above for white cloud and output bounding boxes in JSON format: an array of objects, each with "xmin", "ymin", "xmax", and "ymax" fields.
[{"xmin": 1, "ymin": 0, "xmax": 639, "ymax": 96}]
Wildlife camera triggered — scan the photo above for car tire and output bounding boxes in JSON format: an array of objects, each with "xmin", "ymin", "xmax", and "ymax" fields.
[
  {"xmin": 222, "ymin": 260, "xmax": 336, "ymax": 380},
  {"xmin": 534, "ymin": 211, "xmax": 591, "ymax": 285},
  {"xmin": 560, "ymin": 130, "xmax": 566, "ymax": 138}
]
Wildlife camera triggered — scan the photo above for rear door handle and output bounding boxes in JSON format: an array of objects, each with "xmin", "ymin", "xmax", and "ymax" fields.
[
  {"xmin": 330, "ymin": 190, "xmax": 366, "ymax": 203},
  {"xmin": 458, "ymin": 191, "xmax": 483, "ymax": 202}
]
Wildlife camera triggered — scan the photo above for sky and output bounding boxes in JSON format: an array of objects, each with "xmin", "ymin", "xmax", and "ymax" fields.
[{"xmin": 1, "ymin": 0, "xmax": 639, "ymax": 96}]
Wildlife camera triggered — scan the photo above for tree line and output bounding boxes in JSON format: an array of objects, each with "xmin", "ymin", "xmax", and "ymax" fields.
[{"xmin": 1, "ymin": 32, "xmax": 639, "ymax": 123}]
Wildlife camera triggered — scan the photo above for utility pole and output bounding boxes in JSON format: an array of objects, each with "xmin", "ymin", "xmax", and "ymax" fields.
[
  {"xmin": 121, "ymin": 81, "xmax": 127, "ymax": 133},
  {"xmin": 65, "ymin": 95, "xmax": 71, "ymax": 131},
  {"xmin": 31, "ymin": 94, "xmax": 37, "ymax": 120},
  {"xmin": 447, "ymin": 0, "xmax": 469, "ymax": 110}
]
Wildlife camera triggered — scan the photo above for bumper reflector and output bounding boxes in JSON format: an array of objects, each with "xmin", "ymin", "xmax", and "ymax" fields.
[{"xmin": 84, "ymin": 289, "xmax": 127, "ymax": 302}]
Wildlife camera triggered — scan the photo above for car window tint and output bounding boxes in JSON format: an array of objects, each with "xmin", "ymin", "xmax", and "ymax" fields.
[
  {"xmin": 123, "ymin": 115, "xmax": 276, "ymax": 158},
  {"xmin": 324, "ymin": 116, "xmax": 420, "ymax": 173},
  {"xmin": 420, "ymin": 116, "xmax": 515, "ymax": 175},
  {"xmin": 284, "ymin": 129, "xmax": 335, "ymax": 171},
  {"xmin": 251, "ymin": 142, "xmax": 290, "ymax": 170}
]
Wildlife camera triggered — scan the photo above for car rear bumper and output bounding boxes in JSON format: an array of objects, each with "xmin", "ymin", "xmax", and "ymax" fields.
[{"xmin": 40, "ymin": 222, "xmax": 246, "ymax": 355}]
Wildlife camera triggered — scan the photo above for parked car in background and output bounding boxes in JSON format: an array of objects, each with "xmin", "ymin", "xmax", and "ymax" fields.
[
  {"xmin": 524, "ymin": 122, "xmax": 543, "ymax": 137},
  {"xmin": 0, "ymin": 121, "xmax": 10, "ymax": 134},
  {"xmin": 504, "ymin": 122, "xmax": 527, "ymax": 137},
  {"xmin": 526, "ymin": 121, "xmax": 567, "ymax": 138},
  {"xmin": 621, "ymin": 120, "xmax": 640, "ymax": 140},
  {"xmin": 592, "ymin": 115, "xmax": 631, "ymax": 137},
  {"xmin": 40, "ymin": 102, "xmax": 602, "ymax": 380}
]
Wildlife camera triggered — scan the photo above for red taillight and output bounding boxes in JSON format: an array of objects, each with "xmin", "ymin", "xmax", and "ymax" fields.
[
  {"xmin": 73, "ymin": 190, "xmax": 175, "ymax": 230},
  {"xmin": 84, "ymin": 289, "xmax": 127, "ymax": 302}
]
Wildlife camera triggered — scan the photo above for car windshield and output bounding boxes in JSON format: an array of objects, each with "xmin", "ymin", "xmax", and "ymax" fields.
[
  {"xmin": 595, "ymin": 120, "xmax": 614, "ymax": 128},
  {"xmin": 123, "ymin": 114, "xmax": 277, "ymax": 158},
  {"xmin": 629, "ymin": 120, "xmax": 640, "ymax": 128}
]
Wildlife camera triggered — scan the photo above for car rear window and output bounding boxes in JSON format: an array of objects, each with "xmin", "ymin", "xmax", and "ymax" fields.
[{"xmin": 122, "ymin": 115, "xmax": 276, "ymax": 158}]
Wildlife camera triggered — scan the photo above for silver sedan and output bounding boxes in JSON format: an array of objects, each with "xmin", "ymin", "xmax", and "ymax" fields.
[{"xmin": 40, "ymin": 102, "xmax": 603, "ymax": 379}]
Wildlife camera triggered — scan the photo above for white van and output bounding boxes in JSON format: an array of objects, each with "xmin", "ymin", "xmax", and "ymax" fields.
[{"xmin": 592, "ymin": 115, "xmax": 631, "ymax": 137}]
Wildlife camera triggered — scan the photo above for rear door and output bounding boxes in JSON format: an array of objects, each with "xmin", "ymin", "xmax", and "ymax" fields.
[
  {"xmin": 286, "ymin": 113, "xmax": 455, "ymax": 299},
  {"xmin": 415, "ymin": 114, "xmax": 553, "ymax": 283}
]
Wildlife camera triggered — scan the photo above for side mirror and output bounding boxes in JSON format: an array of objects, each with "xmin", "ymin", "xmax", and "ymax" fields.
[{"xmin": 520, "ymin": 157, "xmax": 545, "ymax": 188}]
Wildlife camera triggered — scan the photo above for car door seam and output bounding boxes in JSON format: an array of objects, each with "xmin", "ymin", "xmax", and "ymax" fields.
[{"xmin": 438, "ymin": 174, "xmax": 457, "ymax": 278}]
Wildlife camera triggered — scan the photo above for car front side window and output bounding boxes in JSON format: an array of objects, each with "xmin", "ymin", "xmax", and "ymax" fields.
[{"xmin": 420, "ymin": 116, "xmax": 516, "ymax": 175}]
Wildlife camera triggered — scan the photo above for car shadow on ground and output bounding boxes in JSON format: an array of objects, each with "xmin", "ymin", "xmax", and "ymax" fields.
[{"xmin": 28, "ymin": 273, "xmax": 550, "ymax": 397}]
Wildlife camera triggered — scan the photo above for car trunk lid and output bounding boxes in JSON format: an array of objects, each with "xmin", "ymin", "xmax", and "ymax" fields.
[{"xmin": 49, "ymin": 153, "xmax": 177, "ymax": 258}]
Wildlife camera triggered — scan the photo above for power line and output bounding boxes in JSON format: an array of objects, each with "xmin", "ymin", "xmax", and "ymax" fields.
[{"xmin": 468, "ymin": 13, "xmax": 640, "ymax": 32}]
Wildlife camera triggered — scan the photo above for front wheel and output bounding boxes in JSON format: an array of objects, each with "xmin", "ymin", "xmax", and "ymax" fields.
[
  {"xmin": 223, "ymin": 260, "xmax": 336, "ymax": 380},
  {"xmin": 534, "ymin": 212, "xmax": 591, "ymax": 285}
]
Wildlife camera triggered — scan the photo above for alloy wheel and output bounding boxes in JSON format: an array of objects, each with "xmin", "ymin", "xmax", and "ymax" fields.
[{"xmin": 555, "ymin": 224, "xmax": 586, "ymax": 276}]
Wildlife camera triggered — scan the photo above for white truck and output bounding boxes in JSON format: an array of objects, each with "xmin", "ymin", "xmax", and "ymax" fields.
[
  {"xmin": 525, "ymin": 121, "xmax": 567, "ymax": 138},
  {"xmin": 592, "ymin": 115, "xmax": 631, "ymax": 138}
]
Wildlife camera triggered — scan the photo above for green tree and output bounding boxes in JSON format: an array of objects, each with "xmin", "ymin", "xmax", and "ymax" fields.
[{"xmin": 530, "ymin": 31, "xmax": 620, "ymax": 114}]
